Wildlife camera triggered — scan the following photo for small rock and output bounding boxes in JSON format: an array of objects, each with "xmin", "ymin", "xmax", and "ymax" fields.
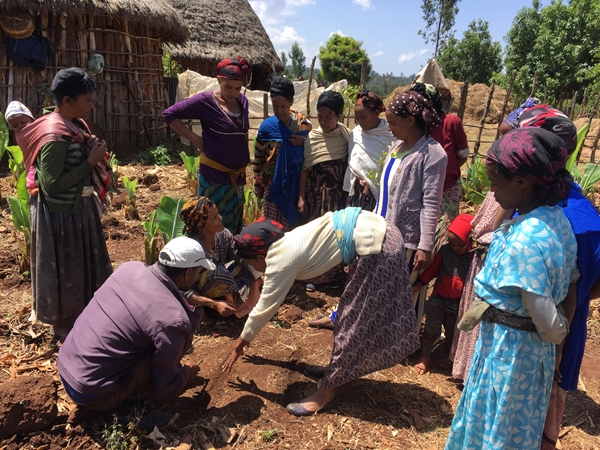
[
  {"xmin": 149, "ymin": 184, "xmax": 161, "ymax": 192},
  {"xmin": 141, "ymin": 173, "xmax": 159, "ymax": 186}
]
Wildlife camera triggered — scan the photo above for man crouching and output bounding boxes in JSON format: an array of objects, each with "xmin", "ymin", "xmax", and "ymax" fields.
[{"xmin": 57, "ymin": 236, "xmax": 215, "ymax": 411}]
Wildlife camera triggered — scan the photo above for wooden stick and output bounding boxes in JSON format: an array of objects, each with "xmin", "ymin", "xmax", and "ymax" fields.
[
  {"xmin": 306, "ymin": 56, "xmax": 317, "ymax": 118},
  {"xmin": 567, "ymin": 90, "xmax": 577, "ymax": 119},
  {"xmin": 473, "ymin": 81, "xmax": 495, "ymax": 158},
  {"xmin": 543, "ymin": 86, "xmax": 548, "ymax": 104},
  {"xmin": 578, "ymin": 91, "xmax": 600, "ymax": 163},
  {"xmin": 580, "ymin": 88, "xmax": 588, "ymax": 118},
  {"xmin": 360, "ymin": 59, "xmax": 369, "ymax": 89},
  {"xmin": 457, "ymin": 81, "xmax": 469, "ymax": 122},
  {"xmin": 529, "ymin": 71, "xmax": 538, "ymax": 97},
  {"xmin": 495, "ymin": 70, "xmax": 517, "ymax": 140},
  {"xmin": 263, "ymin": 92, "xmax": 269, "ymax": 119}
]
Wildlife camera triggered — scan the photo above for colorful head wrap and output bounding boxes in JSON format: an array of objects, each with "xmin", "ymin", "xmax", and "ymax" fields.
[
  {"xmin": 217, "ymin": 56, "xmax": 250, "ymax": 81},
  {"xmin": 518, "ymin": 104, "xmax": 577, "ymax": 154},
  {"xmin": 447, "ymin": 214, "xmax": 474, "ymax": 246},
  {"xmin": 355, "ymin": 89, "xmax": 385, "ymax": 113},
  {"xmin": 317, "ymin": 91, "xmax": 344, "ymax": 116},
  {"xmin": 180, "ymin": 196, "xmax": 215, "ymax": 234},
  {"xmin": 487, "ymin": 128, "xmax": 573, "ymax": 206},
  {"xmin": 410, "ymin": 82, "xmax": 443, "ymax": 114},
  {"xmin": 51, "ymin": 67, "xmax": 95, "ymax": 102},
  {"xmin": 233, "ymin": 217, "xmax": 284, "ymax": 259},
  {"xmin": 386, "ymin": 90, "xmax": 440, "ymax": 137},
  {"xmin": 270, "ymin": 76, "xmax": 295, "ymax": 102}
]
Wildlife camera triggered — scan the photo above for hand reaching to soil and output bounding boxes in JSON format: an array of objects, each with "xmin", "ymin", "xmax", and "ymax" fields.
[{"xmin": 222, "ymin": 337, "xmax": 248, "ymax": 373}]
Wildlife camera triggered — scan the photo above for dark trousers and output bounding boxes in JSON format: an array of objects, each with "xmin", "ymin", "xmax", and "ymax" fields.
[{"xmin": 420, "ymin": 300, "xmax": 458, "ymax": 359}]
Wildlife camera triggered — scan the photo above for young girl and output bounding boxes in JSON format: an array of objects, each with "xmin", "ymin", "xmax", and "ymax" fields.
[{"xmin": 445, "ymin": 128, "xmax": 577, "ymax": 449}]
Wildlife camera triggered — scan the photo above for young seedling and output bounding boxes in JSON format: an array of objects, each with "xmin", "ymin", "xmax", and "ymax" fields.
[
  {"xmin": 179, "ymin": 151, "xmax": 199, "ymax": 195},
  {"xmin": 108, "ymin": 152, "xmax": 120, "ymax": 188},
  {"xmin": 8, "ymin": 170, "xmax": 30, "ymax": 272},
  {"xmin": 142, "ymin": 209, "xmax": 160, "ymax": 265},
  {"xmin": 122, "ymin": 176, "xmax": 139, "ymax": 220}
]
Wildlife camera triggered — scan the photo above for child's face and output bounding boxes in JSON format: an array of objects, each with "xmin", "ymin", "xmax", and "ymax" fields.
[
  {"xmin": 447, "ymin": 231, "xmax": 468, "ymax": 255},
  {"xmin": 7, "ymin": 114, "xmax": 33, "ymax": 133}
]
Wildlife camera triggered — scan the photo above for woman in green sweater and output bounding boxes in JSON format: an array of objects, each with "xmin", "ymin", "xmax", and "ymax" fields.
[{"xmin": 17, "ymin": 68, "xmax": 112, "ymax": 339}]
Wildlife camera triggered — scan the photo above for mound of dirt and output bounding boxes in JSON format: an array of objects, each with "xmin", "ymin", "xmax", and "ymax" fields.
[
  {"xmin": 0, "ymin": 375, "xmax": 57, "ymax": 438},
  {"xmin": 385, "ymin": 80, "xmax": 514, "ymax": 125}
]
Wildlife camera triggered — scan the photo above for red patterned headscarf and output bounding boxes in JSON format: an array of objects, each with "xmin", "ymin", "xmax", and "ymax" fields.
[
  {"xmin": 233, "ymin": 217, "xmax": 284, "ymax": 259},
  {"xmin": 217, "ymin": 56, "xmax": 250, "ymax": 81},
  {"xmin": 356, "ymin": 89, "xmax": 385, "ymax": 113}
]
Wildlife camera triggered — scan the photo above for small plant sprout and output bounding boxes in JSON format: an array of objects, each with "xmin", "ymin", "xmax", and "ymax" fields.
[
  {"xmin": 461, "ymin": 155, "xmax": 490, "ymax": 205},
  {"xmin": 108, "ymin": 152, "xmax": 120, "ymax": 187},
  {"xmin": 142, "ymin": 209, "xmax": 160, "ymax": 265},
  {"xmin": 8, "ymin": 169, "xmax": 30, "ymax": 272},
  {"xmin": 179, "ymin": 151, "xmax": 199, "ymax": 195},
  {"xmin": 122, "ymin": 176, "xmax": 139, "ymax": 220},
  {"xmin": 260, "ymin": 428, "xmax": 278, "ymax": 442},
  {"xmin": 6, "ymin": 145, "xmax": 25, "ymax": 190},
  {"xmin": 243, "ymin": 187, "xmax": 263, "ymax": 224}
]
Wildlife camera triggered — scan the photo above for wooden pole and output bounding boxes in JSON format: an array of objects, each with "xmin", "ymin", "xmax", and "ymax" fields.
[
  {"xmin": 457, "ymin": 81, "xmax": 469, "ymax": 122},
  {"xmin": 578, "ymin": 91, "xmax": 600, "ymax": 163},
  {"xmin": 263, "ymin": 92, "xmax": 269, "ymax": 119},
  {"xmin": 473, "ymin": 81, "xmax": 495, "ymax": 158},
  {"xmin": 495, "ymin": 70, "xmax": 517, "ymax": 140},
  {"xmin": 543, "ymin": 86, "xmax": 548, "ymax": 104},
  {"xmin": 580, "ymin": 88, "xmax": 588, "ymax": 118},
  {"xmin": 567, "ymin": 90, "xmax": 577, "ymax": 119},
  {"xmin": 306, "ymin": 56, "xmax": 317, "ymax": 118},
  {"xmin": 529, "ymin": 71, "xmax": 538, "ymax": 98},
  {"xmin": 360, "ymin": 59, "xmax": 369, "ymax": 89}
]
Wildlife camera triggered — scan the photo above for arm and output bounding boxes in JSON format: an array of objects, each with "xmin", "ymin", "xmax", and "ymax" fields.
[
  {"xmin": 522, "ymin": 290, "xmax": 569, "ymax": 345},
  {"xmin": 418, "ymin": 251, "xmax": 442, "ymax": 286},
  {"xmin": 453, "ymin": 118, "xmax": 470, "ymax": 167},
  {"xmin": 36, "ymin": 141, "xmax": 94, "ymax": 195},
  {"xmin": 187, "ymin": 291, "xmax": 236, "ymax": 317},
  {"xmin": 298, "ymin": 169, "xmax": 310, "ymax": 215},
  {"xmin": 167, "ymin": 119, "xmax": 204, "ymax": 151},
  {"xmin": 253, "ymin": 139, "xmax": 268, "ymax": 199},
  {"xmin": 151, "ymin": 323, "xmax": 195, "ymax": 397}
]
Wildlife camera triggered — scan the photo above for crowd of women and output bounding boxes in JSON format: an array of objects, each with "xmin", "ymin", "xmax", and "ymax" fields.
[{"xmin": 9, "ymin": 58, "xmax": 600, "ymax": 449}]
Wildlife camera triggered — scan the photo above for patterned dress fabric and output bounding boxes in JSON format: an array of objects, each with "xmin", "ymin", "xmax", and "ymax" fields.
[
  {"xmin": 445, "ymin": 206, "xmax": 577, "ymax": 450},
  {"xmin": 198, "ymin": 174, "xmax": 244, "ymax": 234},
  {"xmin": 304, "ymin": 159, "xmax": 348, "ymax": 223},
  {"xmin": 319, "ymin": 224, "xmax": 420, "ymax": 389},
  {"xmin": 450, "ymin": 191, "xmax": 501, "ymax": 379}
]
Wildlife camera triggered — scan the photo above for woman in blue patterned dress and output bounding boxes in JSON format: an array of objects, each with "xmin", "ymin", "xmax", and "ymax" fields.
[{"xmin": 445, "ymin": 128, "xmax": 577, "ymax": 450}]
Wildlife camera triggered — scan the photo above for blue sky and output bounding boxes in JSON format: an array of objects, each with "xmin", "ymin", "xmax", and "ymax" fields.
[{"xmin": 249, "ymin": 0, "xmax": 544, "ymax": 77}]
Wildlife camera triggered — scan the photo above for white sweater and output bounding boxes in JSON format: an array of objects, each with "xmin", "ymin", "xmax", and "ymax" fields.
[{"xmin": 241, "ymin": 211, "xmax": 387, "ymax": 342}]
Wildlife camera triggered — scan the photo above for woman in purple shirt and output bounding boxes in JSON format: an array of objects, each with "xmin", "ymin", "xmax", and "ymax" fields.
[{"xmin": 163, "ymin": 57, "xmax": 251, "ymax": 233}]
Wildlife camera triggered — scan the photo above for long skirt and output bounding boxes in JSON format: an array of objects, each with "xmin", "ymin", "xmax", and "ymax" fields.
[
  {"xmin": 345, "ymin": 179, "xmax": 377, "ymax": 211},
  {"xmin": 262, "ymin": 185, "xmax": 292, "ymax": 231},
  {"xmin": 199, "ymin": 174, "xmax": 243, "ymax": 234},
  {"xmin": 319, "ymin": 225, "xmax": 420, "ymax": 389},
  {"xmin": 305, "ymin": 159, "xmax": 347, "ymax": 223},
  {"xmin": 445, "ymin": 321, "xmax": 554, "ymax": 449},
  {"xmin": 30, "ymin": 194, "xmax": 112, "ymax": 333},
  {"xmin": 450, "ymin": 250, "xmax": 485, "ymax": 380},
  {"xmin": 407, "ymin": 248, "xmax": 428, "ymax": 333}
]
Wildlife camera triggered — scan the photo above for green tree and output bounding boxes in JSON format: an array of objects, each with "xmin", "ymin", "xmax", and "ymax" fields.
[
  {"xmin": 418, "ymin": 0, "xmax": 461, "ymax": 58},
  {"xmin": 437, "ymin": 19, "xmax": 502, "ymax": 84},
  {"xmin": 318, "ymin": 34, "xmax": 372, "ymax": 85},
  {"xmin": 288, "ymin": 41, "xmax": 306, "ymax": 79},
  {"xmin": 279, "ymin": 51, "xmax": 290, "ymax": 76}
]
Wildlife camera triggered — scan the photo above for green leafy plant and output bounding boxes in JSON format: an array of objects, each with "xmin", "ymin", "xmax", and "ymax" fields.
[
  {"xmin": 180, "ymin": 151, "xmax": 199, "ymax": 196},
  {"xmin": 162, "ymin": 43, "xmax": 182, "ymax": 78},
  {"xmin": 6, "ymin": 145, "xmax": 25, "ymax": 189},
  {"xmin": 244, "ymin": 187, "xmax": 263, "ymax": 225},
  {"xmin": 260, "ymin": 428, "xmax": 278, "ymax": 443},
  {"xmin": 136, "ymin": 145, "xmax": 171, "ymax": 166},
  {"xmin": 142, "ymin": 209, "xmax": 160, "ymax": 265},
  {"xmin": 570, "ymin": 163, "xmax": 600, "ymax": 197},
  {"xmin": 0, "ymin": 112, "xmax": 9, "ymax": 161},
  {"xmin": 122, "ymin": 176, "xmax": 139, "ymax": 220},
  {"xmin": 109, "ymin": 152, "xmax": 120, "ymax": 187},
  {"xmin": 157, "ymin": 196, "xmax": 186, "ymax": 243},
  {"xmin": 340, "ymin": 84, "xmax": 361, "ymax": 118},
  {"xmin": 461, "ymin": 155, "xmax": 490, "ymax": 205},
  {"xmin": 8, "ymin": 170, "xmax": 31, "ymax": 272},
  {"xmin": 101, "ymin": 416, "xmax": 136, "ymax": 450},
  {"xmin": 366, "ymin": 149, "xmax": 389, "ymax": 186}
]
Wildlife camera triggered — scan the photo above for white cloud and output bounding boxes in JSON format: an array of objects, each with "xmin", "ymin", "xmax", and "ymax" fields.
[
  {"xmin": 329, "ymin": 30, "xmax": 346, "ymax": 37},
  {"xmin": 268, "ymin": 26, "xmax": 306, "ymax": 45},
  {"xmin": 250, "ymin": 0, "xmax": 315, "ymax": 26},
  {"xmin": 398, "ymin": 49, "xmax": 430, "ymax": 63},
  {"xmin": 373, "ymin": 50, "xmax": 384, "ymax": 57},
  {"xmin": 353, "ymin": 0, "xmax": 374, "ymax": 10}
]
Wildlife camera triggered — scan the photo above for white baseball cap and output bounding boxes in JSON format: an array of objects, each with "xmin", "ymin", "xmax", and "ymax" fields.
[{"xmin": 159, "ymin": 236, "xmax": 216, "ymax": 270}]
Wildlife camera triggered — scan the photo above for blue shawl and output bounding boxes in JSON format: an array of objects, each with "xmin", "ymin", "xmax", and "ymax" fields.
[
  {"xmin": 333, "ymin": 207, "xmax": 361, "ymax": 264},
  {"xmin": 257, "ymin": 115, "xmax": 309, "ymax": 226}
]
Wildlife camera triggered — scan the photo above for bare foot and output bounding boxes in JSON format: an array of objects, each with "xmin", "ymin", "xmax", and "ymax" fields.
[
  {"xmin": 298, "ymin": 388, "xmax": 335, "ymax": 412},
  {"xmin": 414, "ymin": 358, "xmax": 430, "ymax": 375}
]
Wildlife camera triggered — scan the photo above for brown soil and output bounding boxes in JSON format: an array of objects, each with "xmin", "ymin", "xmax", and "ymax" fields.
[{"xmin": 0, "ymin": 166, "xmax": 599, "ymax": 449}]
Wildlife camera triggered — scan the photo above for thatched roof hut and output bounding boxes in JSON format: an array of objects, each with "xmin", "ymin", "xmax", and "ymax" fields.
[
  {"xmin": 0, "ymin": 0, "xmax": 189, "ymax": 151},
  {"xmin": 169, "ymin": 0, "xmax": 283, "ymax": 91}
]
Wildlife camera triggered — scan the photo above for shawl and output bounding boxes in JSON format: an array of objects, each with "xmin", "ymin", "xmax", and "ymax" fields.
[
  {"xmin": 343, "ymin": 119, "xmax": 394, "ymax": 198},
  {"xmin": 302, "ymin": 123, "xmax": 350, "ymax": 171}
]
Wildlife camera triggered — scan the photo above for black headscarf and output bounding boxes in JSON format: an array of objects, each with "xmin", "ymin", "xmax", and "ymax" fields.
[
  {"xmin": 487, "ymin": 128, "xmax": 573, "ymax": 206},
  {"xmin": 233, "ymin": 217, "xmax": 285, "ymax": 259},
  {"xmin": 317, "ymin": 91, "xmax": 344, "ymax": 116},
  {"xmin": 51, "ymin": 67, "xmax": 95, "ymax": 101},
  {"xmin": 270, "ymin": 76, "xmax": 295, "ymax": 102},
  {"xmin": 386, "ymin": 91, "xmax": 440, "ymax": 137},
  {"xmin": 410, "ymin": 82, "xmax": 443, "ymax": 115}
]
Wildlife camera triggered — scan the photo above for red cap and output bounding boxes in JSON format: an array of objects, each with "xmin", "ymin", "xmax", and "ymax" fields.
[{"xmin": 447, "ymin": 214, "xmax": 474, "ymax": 245}]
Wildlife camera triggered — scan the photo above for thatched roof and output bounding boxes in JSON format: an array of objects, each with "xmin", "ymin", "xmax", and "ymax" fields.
[
  {"xmin": 0, "ymin": 0, "xmax": 190, "ymax": 44},
  {"xmin": 169, "ymin": 0, "xmax": 283, "ymax": 72}
]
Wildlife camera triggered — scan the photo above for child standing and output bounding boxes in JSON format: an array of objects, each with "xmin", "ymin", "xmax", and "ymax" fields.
[{"xmin": 413, "ymin": 214, "xmax": 474, "ymax": 374}]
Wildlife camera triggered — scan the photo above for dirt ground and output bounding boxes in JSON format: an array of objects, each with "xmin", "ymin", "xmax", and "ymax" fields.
[{"xmin": 1, "ymin": 163, "xmax": 600, "ymax": 450}]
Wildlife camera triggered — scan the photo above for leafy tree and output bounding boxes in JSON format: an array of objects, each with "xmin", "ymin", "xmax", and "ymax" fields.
[
  {"xmin": 279, "ymin": 51, "xmax": 290, "ymax": 76},
  {"xmin": 437, "ymin": 19, "xmax": 502, "ymax": 84},
  {"xmin": 288, "ymin": 41, "xmax": 306, "ymax": 79},
  {"xmin": 502, "ymin": 0, "xmax": 600, "ymax": 104},
  {"xmin": 366, "ymin": 71, "xmax": 414, "ymax": 97},
  {"xmin": 318, "ymin": 34, "xmax": 372, "ymax": 85},
  {"xmin": 418, "ymin": 0, "xmax": 461, "ymax": 58},
  {"xmin": 162, "ymin": 44, "xmax": 182, "ymax": 78}
]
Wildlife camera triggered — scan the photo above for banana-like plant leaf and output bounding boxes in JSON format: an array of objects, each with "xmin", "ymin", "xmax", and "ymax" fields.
[
  {"xmin": 566, "ymin": 124, "xmax": 590, "ymax": 174},
  {"xmin": 581, "ymin": 162, "xmax": 600, "ymax": 196},
  {"xmin": 9, "ymin": 195, "xmax": 29, "ymax": 232},
  {"xmin": 0, "ymin": 113, "xmax": 9, "ymax": 161},
  {"xmin": 157, "ymin": 196, "xmax": 185, "ymax": 243}
]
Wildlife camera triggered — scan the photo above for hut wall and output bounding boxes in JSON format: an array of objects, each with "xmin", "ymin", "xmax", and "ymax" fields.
[{"xmin": 0, "ymin": 12, "xmax": 168, "ymax": 153}]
